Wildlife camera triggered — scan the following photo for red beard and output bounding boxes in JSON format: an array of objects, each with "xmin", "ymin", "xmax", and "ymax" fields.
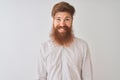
[{"xmin": 50, "ymin": 25, "xmax": 74, "ymax": 47}]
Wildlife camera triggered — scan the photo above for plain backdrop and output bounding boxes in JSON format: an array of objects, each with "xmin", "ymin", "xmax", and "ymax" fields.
[{"xmin": 0, "ymin": 0, "xmax": 120, "ymax": 80}]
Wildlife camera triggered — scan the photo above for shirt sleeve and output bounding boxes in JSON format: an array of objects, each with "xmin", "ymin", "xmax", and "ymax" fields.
[
  {"xmin": 37, "ymin": 45, "xmax": 47, "ymax": 80},
  {"xmin": 81, "ymin": 44, "xmax": 93, "ymax": 80}
]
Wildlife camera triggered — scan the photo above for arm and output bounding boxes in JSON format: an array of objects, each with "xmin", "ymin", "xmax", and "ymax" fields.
[
  {"xmin": 37, "ymin": 45, "xmax": 47, "ymax": 80},
  {"xmin": 82, "ymin": 44, "xmax": 93, "ymax": 80}
]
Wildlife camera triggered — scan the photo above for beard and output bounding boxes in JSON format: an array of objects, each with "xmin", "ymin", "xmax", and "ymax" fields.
[{"xmin": 50, "ymin": 25, "xmax": 74, "ymax": 47}]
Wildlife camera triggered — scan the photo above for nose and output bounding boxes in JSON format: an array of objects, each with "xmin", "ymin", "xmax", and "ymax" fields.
[{"xmin": 60, "ymin": 21, "xmax": 66, "ymax": 27}]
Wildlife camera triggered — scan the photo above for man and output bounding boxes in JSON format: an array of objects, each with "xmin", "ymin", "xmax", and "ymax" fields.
[{"xmin": 37, "ymin": 1, "xmax": 93, "ymax": 80}]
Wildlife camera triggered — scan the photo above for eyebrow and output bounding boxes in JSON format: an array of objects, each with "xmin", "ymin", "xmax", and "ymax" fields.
[{"xmin": 55, "ymin": 16, "xmax": 72, "ymax": 19}]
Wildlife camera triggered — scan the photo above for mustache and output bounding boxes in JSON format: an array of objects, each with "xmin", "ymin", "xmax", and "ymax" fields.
[{"xmin": 56, "ymin": 26, "xmax": 69, "ymax": 30}]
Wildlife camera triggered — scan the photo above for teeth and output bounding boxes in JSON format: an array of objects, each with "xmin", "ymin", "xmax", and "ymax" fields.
[
  {"xmin": 58, "ymin": 28, "xmax": 66, "ymax": 32},
  {"xmin": 60, "ymin": 28, "xmax": 65, "ymax": 30},
  {"xmin": 60, "ymin": 29, "xmax": 64, "ymax": 30}
]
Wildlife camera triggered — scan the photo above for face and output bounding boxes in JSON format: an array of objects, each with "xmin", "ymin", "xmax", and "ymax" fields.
[
  {"xmin": 50, "ymin": 12, "xmax": 74, "ymax": 46},
  {"xmin": 53, "ymin": 12, "xmax": 73, "ymax": 33}
]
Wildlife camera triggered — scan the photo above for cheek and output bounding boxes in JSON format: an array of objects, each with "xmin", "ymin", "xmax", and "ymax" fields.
[
  {"xmin": 66, "ymin": 20, "xmax": 72, "ymax": 27},
  {"xmin": 53, "ymin": 24, "xmax": 57, "ymax": 29},
  {"xmin": 53, "ymin": 21, "xmax": 58, "ymax": 28},
  {"xmin": 66, "ymin": 23, "xmax": 72, "ymax": 28}
]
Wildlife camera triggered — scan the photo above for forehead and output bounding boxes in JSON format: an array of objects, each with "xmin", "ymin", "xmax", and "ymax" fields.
[{"xmin": 54, "ymin": 12, "xmax": 72, "ymax": 18}]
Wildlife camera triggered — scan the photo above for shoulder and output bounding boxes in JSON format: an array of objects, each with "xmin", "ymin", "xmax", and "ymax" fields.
[
  {"xmin": 72, "ymin": 37, "xmax": 90, "ymax": 51},
  {"xmin": 39, "ymin": 40, "xmax": 52, "ymax": 58},
  {"xmin": 74, "ymin": 37, "xmax": 89, "ymax": 47},
  {"xmin": 39, "ymin": 39, "xmax": 53, "ymax": 51}
]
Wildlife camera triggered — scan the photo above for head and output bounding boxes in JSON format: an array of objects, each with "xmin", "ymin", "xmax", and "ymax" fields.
[{"xmin": 50, "ymin": 1, "xmax": 75, "ymax": 47}]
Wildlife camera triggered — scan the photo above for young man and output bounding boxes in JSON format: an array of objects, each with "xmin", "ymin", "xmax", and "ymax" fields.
[{"xmin": 37, "ymin": 1, "xmax": 93, "ymax": 80}]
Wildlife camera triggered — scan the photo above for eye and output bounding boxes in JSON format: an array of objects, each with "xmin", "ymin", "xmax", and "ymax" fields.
[
  {"xmin": 66, "ymin": 18, "xmax": 70, "ymax": 21},
  {"xmin": 56, "ymin": 18, "xmax": 61, "ymax": 21},
  {"xmin": 65, "ymin": 18, "xmax": 71, "ymax": 22}
]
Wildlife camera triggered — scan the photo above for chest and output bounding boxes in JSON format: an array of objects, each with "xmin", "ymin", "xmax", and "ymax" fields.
[{"xmin": 46, "ymin": 46, "xmax": 83, "ymax": 67}]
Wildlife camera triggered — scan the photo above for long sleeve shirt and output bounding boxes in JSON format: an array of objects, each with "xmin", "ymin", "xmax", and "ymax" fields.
[{"xmin": 37, "ymin": 37, "xmax": 93, "ymax": 80}]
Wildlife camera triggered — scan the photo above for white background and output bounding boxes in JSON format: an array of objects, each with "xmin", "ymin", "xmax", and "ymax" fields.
[{"xmin": 0, "ymin": 0, "xmax": 120, "ymax": 80}]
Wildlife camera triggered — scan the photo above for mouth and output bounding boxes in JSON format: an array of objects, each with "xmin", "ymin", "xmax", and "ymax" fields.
[{"xmin": 58, "ymin": 27, "xmax": 66, "ymax": 33}]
